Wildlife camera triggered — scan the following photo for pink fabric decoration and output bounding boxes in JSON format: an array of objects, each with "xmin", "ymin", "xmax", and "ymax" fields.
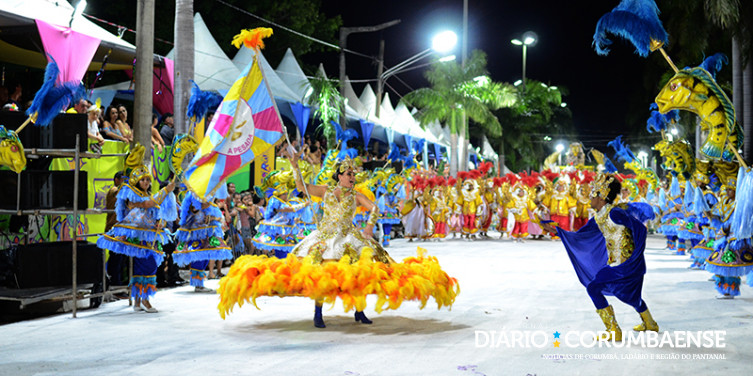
[{"xmin": 35, "ymin": 19, "xmax": 101, "ymax": 84}]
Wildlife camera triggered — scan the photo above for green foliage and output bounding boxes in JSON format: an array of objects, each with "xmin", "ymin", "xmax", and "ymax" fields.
[{"xmin": 305, "ymin": 72, "xmax": 342, "ymax": 147}]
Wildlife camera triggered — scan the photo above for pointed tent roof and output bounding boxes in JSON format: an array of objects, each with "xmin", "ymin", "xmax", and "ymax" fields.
[
  {"xmin": 167, "ymin": 13, "xmax": 239, "ymax": 91},
  {"xmin": 232, "ymin": 45, "xmax": 300, "ymax": 102},
  {"xmin": 343, "ymin": 77, "xmax": 369, "ymax": 118},
  {"xmin": 359, "ymin": 84, "xmax": 377, "ymax": 118},
  {"xmin": 275, "ymin": 48, "xmax": 312, "ymax": 102}
]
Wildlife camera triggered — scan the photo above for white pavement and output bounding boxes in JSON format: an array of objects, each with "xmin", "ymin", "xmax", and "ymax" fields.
[{"xmin": 2, "ymin": 234, "xmax": 752, "ymax": 375}]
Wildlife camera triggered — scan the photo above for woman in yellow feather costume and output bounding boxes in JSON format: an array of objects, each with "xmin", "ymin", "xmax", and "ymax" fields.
[{"xmin": 218, "ymin": 155, "xmax": 459, "ymax": 328}]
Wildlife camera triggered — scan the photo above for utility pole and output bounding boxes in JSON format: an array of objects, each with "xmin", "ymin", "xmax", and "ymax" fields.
[
  {"xmin": 375, "ymin": 38, "xmax": 386, "ymax": 118},
  {"xmin": 339, "ymin": 20, "xmax": 400, "ymax": 126},
  {"xmin": 135, "ymin": 0, "xmax": 155, "ymax": 164},
  {"xmin": 173, "ymin": 0, "xmax": 194, "ymax": 136}
]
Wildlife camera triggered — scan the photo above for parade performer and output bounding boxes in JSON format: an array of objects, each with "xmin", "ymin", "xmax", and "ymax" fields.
[
  {"xmin": 542, "ymin": 175, "xmax": 576, "ymax": 238},
  {"xmin": 172, "ymin": 192, "xmax": 233, "ymax": 292},
  {"xmin": 506, "ymin": 181, "xmax": 536, "ymax": 242},
  {"xmin": 541, "ymin": 173, "xmax": 658, "ymax": 342},
  {"xmin": 573, "ymin": 174, "xmax": 594, "ymax": 231},
  {"xmin": 97, "ymin": 149, "xmax": 177, "ymax": 313},
  {"xmin": 494, "ymin": 177, "xmax": 511, "ymax": 238},
  {"xmin": 251, "ymin": 171, "xmax": 302, "ymax": 257},
  {"xmin": 402, "ymin": 176, "xmax": 430, "ymax": 241},
  {"xmin": 658, "ymin": 177, "xmax": 683, "ymax": 252},
  {"xmin": 217, "ymin": 156, "xmax": 459, "ymax": 328},
  {"xmin": 428, "ymin": 177, "xmax": 450, "ymax": 240},
  {"xmin": 458, "ymin": 171, "xmax": 484, "ymax": 240},
  {"xmin": 447, "ymin": 177, "xmax": 463, "ymax": 238},
  {"xmin": 704, "ymin": 168, "xmax": 753, "ymax": 299},
  {"xmin": 376, "ymin": 169, "xmax": 403, "ymax": 246}
]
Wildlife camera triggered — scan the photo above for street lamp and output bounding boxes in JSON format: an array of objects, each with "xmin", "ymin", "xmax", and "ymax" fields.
[
  {"xmin": 375, "ymin": 30, "xmax": 458, "ymax": 118},
  {"xmin": 511, "ymin": 31, "xmax": 537, "ymax": 91},
  {"xmin": 555, "ymin": 143, "xmax": 565, "ymax": 166}
]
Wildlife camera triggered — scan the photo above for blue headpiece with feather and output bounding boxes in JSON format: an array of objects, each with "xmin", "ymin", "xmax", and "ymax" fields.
[
  {"xmin": 603, "ymin": 156, "xmax": 619, "ymax": 173},
  {"xmin": 592, "ymin": 0, "xmax": 669, "ymax": 57},
  {"xmin": 699, "ymin": 53, "xmax": 728, "ymax": 79},
  {"xmin": 332, "ymin": 121, "xmax": 359, "ymax": 160},
  {"xmin": 412, "ymin": 138, "xmax": 426, "ymax": 156},
  {"xmin": 26, "ymin": 57, "xmax": 86, "ymax": 126},
  {"xmin": 646, "ymin": 103, "xmax": 679, "ymax": 133},
  {"xmin": 186, "ymin": 80, "xmax": 223, "ymax": 120},
  {"xmin": 607, "ymin": 135, "xmax": 637, "ymax": 163}
]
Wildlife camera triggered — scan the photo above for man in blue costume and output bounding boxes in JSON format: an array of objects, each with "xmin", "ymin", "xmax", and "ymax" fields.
[{"xmin": 541, "ymin": 174, "xmax": 659, "ymax": 341}]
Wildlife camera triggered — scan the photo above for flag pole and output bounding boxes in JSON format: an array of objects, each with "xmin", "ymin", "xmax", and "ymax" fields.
[{"xmin": 254, "ymin": 52, "xmax": 320, "ymax": 225}]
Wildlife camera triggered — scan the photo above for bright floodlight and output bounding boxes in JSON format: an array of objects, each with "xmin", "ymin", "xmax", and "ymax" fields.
[
  {"xmin": 514, "ymin": 80, "xmax": 523, "ymax": 86},
  {"xmin": 560, "ymin": 102, "xmax": 567, "ymax": 107},
  {"xmin": 473, "ymin": 76, "xmax": 490, "ymax": 85},
  {"xmin": 439, "ymin": 55, "xmax": 456, "ymax": 62},
  {"xmin": 432, "ymin": 31, "xmax": 458, "ymax": 53},
  {"xmin": 511, "ymin": 39, "xmax": 523, "ymax": 46},
  {"xmin": 670, "ymin": 128, "xmax": 678, "ymax": 135},
  {"xmin": 556, "ymin": 144, "xmax": 565, "ymax": 152},
  {"xmin": 524, "ymin": 36, "xmax": 536, "ymax": 45}
]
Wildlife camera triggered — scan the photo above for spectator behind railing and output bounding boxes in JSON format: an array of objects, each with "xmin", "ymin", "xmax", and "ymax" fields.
[
  {"xmin": 151, "ymin": 114, "xmax": 165, "ymax": 152},
  {"xmin": 102, "ymin": 105, "xmax": 129, "ymax": 142},
  {"xmin": 117, "ymin": 105, "xmax": 133, "ymax": 143}
]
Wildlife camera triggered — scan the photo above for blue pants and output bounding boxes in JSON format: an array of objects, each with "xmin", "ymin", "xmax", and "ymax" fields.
[
  {"xmin": 190, "ymin": 260, "xmax": 209, "ymax": 287},
  {"xmin": 131, "ymin": 256, "xmax": 159, "ymax": 299}
]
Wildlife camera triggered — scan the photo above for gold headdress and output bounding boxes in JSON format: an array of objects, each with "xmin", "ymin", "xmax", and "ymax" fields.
[
  {"xmin": 129, "ymin": 165, "xmax": 152, "ymax": 193},
  {"xmin": 590, "ymin": 173, "xmax": 615, "ymax": 199},
  {"xmin": 336, "ymin": 157, "xmax": 358, "ymax": 174}
]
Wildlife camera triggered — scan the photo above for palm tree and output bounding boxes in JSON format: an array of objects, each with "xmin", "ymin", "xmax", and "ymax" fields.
[
  {"xmin": 173, "ymin": 0, "xmax": 194, "ymax": 135},
  {"xmin": 488, "ymin": 79, "xmax": 571, "ymax": 172},
  {"xmin": 305, "ymin": 71, "xmax": 343, "ymax": 148},
  {"xmin": 402, "ymin": 50, "xmax": 517, "ymax": 175}
]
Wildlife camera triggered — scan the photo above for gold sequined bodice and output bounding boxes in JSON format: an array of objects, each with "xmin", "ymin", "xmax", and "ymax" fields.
[
  {"xmin": 318, "ymin": 185, "xmax": 357, "ymax": 238},
  {"xmin": 594, "ymin": 204, "xmax": 634, "ymax": 265}
]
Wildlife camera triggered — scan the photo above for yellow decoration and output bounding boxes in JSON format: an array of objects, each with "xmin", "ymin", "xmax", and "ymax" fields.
[
  {"xmin": 217, "ymin": 247, "xmax": 459, "ymax": 319},
  {"xmin": 0, "ymin": 126, "xmax": 26, "ymax": 173},
  {"xmin": 232, "ymin": 27, "xmax": 274, "ymax": 51}
]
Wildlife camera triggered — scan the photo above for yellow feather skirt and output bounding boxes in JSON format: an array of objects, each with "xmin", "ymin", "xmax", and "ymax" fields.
[{"xmin": 217, "ymin": 247, "xmax": 459, "ymax": 319}]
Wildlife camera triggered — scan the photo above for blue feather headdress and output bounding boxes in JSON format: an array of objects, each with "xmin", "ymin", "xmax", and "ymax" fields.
[
  {"xmin": 387, "ymin": 143, "xmax": 402, "ymax": 163},
  {"xmin": 26, "ymin": 57, "xmax": 86, "ymax": 126},
  {"xmin": 699, "ymin": 53, "xmax": 728, "ymax": 79},
  {"xmin": 332, "ymin": 121, "xmax": 358, "ymax": 159},
  {"xmin": 607, "ymin": 135, "xmax": 637, "ymax": 163},
  {"xmin": 186, "ymin": 80, "xmax": 223, "ymax": 120},
  {"xmin": 603, "ymin": 155, "xmax": 619, "ymax": 173},
  {"xmin": 593, "ymin": 0, "xmax": 669, "ymax": 57},
  {"xmin": 412, "ymin": 138, "xmax": 425, "ymax": 156},
  {"xmin": 646, "ymin": 103, "xmax": 679, "ymax": 133}
]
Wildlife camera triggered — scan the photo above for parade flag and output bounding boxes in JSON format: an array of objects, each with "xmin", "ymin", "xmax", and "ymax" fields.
[{"xmin": 184, "ymin": 28, "xmax": 283, "ymax": 198}]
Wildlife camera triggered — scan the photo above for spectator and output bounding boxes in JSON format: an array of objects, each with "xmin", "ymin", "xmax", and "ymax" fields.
[
  {"xmin": 117, "ymin": 105, "xmax": 133, "ymax": 142},
  {"xmin": 86, "ymin": 103, "xmax": 105, "ymax": 152},
  {"xmin": 102, "ymin": 105, "xmax": 128, "ymax": 142},
  {"xmin": 158, "ymin": 113, "xmax": 174, "ymax": 145},
  {"xmin": 151, "ymin": 114, "xmax": 165, "ymax": 152},
  {"xmin": 67, "ymin": 98, "xmax": 88, "ymax": 114}
]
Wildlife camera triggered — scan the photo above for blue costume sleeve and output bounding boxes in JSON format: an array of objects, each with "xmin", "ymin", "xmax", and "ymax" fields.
[{"xmin": 557, "ymin": 206, "xmax": 648, "ymax": 308}]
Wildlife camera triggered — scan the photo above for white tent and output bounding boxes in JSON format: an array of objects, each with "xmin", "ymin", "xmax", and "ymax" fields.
[
  {"xmin": 342, "ymin": 77, "xmax": 369, "ymax": 119},
  {"xmin": 275, "ymin": 48, "xmax": 312, "ymax": 102},
  {"xmin": 166, "ymin": 13, "xmax": 239, "ymax": 92},
  {"xmin": 232, "ymin": 46, "xmax": 300, "ymax": 102},
  {"xmin": 0, "ymin": 0, "xmax": 138, "ymax": 70}
]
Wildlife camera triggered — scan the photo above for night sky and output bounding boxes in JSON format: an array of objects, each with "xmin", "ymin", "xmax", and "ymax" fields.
[{"xmin": 305, "ymin": 0, "xmax": 668, "ymax": 152}]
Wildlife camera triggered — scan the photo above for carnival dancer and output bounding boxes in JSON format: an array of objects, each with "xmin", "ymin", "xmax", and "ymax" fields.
[
  {"xmin": 506, "ymin": 182, "xmax": 536, "ymax": 242},
  {"xmin": 573, "ymin": 175, "xmax": 593, "ymax": 231},
  {"xmin": 458, "ymin": 171, "xmax": 484, "ymax": 240},
  {"xmin": 428, "ymin": 177, "xmax": 450, "ymax": 240},
  {"xmin": 376, "ymin": 170, "xmax": 403, "ymax": 247},
  {"xmin": 217, "ymin": 155, "xmax": 459, "ymax": 328},
  {"xmin": 402, "ymin": 176, "xmax": 429, "ymax": 241},
  {"xmin": 541, "ymin": 173, "xmax": 658, "ymax": 342},
  {"xmin": 172, "ymin": 191, "xmax": 233, "ymax": 292},
  {"xmin": 542, "ymin": 175, "xmax": 577, "ymax": 239},
  {"xmin": 251, "ymin": 171, "xmax": 302, "ymax": 257},
  {"xmin": 675, "ymin": 180, "xmax": 696, "ymax": 256},
  {"xmin": 658, "ymin": 177, "xmax": 683, "ymax": 252},
  {"xmin": 704, "ymin": 169, "xmax": 753, "ymax": 299},
  {"xmin": 97, "ymin": 161, "xmax": 177, "ymax": 313},
  {"xmin": 494, "ymin": 177, "xmax": 511, "ymax": 239},
  {"xmin": 447, "ymin": 177, "xmax": 463, "ymax": 238}
]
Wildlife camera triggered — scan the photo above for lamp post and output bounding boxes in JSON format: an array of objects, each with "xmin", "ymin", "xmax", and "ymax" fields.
[
  {"xmin": 374, "ymin": 30, "xmax": 457, "ymax": 118},
  {"xmin": 511, "ymin": 31, "xmax": 537, "ymax": 91}
]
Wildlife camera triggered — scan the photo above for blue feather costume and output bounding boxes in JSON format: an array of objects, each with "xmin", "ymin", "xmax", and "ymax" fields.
[
  {"xmin": 97, "ymin": 168, "xmax": 177, "ymax": 300},
  {"xmin": 172, "ymin": 192, "xmax": 232, "ymax": 288}
]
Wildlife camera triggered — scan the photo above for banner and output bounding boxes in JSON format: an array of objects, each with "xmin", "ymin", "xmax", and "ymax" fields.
[
  {"xmin": 359, "ymin": 119, "xmax": 375, "ymax": 148},
  {"xmin": 254, "ymin": 147, "xmax": 275, "ymax": 187},
  {"xmin": 184, "ymin": 54, "xmax": 284, "ymax": 198},
  {"xmin": 290, "ymin": 102, "xmax": 311, "ymax": 138}
]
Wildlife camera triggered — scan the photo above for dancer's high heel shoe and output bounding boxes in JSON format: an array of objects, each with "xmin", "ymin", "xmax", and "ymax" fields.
[
  {"xmin": 354, "ymin": 311, "xmax": 372, "ymax": 324},
  {"xmin": 314, "ymin": 304, "xmax": 326, "ymax": 328}
]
